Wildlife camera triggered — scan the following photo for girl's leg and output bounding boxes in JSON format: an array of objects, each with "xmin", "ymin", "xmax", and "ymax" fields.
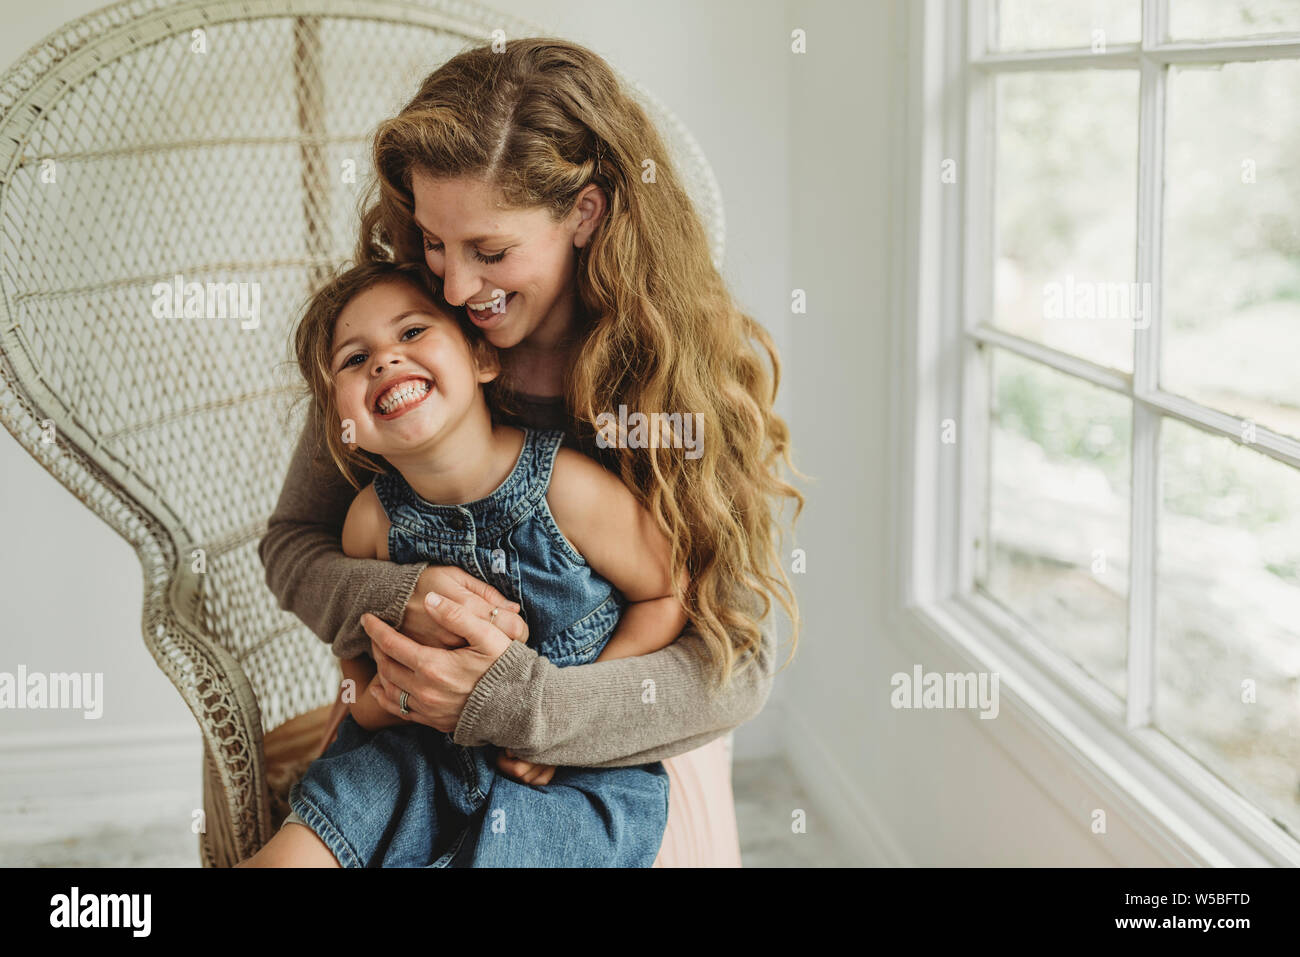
[{"xmin": 235, "ymin": 822, "xmax": 342, "ymax": 868}]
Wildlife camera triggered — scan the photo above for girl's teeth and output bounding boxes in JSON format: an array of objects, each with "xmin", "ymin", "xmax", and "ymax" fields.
[{"xmin": 377, "ymin": 381, "xmax": 431, "ymax": 413}]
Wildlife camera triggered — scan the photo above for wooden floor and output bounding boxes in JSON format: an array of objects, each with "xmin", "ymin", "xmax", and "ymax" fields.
[{"xmin": 0, "ymin": 755, "xmax": 857, "ymax": 867}]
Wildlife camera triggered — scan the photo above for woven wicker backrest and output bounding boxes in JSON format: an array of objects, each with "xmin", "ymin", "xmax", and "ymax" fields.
[{"xmin": 0, "ymin": 0, "xmax": 725, "ymax": 749}]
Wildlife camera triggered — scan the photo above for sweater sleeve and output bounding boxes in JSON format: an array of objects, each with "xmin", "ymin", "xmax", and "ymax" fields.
[
  {"xmin": 452, "ymin": 583, "xmax": 778, "ymax": 767},
  {"xmin": 258, "ymin": 402, "xmax": 427, "ymax": 660}
]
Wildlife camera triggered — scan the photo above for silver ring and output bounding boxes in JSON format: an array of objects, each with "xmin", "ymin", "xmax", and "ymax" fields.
[
  {"xmin": 399, "ymin": 690, "xmax": 410, "ymax": 715},
  {"xmin": 489, "ymin": 606, "xmax": 500, "ymax": 626}
]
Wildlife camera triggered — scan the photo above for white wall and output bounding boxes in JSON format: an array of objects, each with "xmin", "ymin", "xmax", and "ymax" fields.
[{"xmin": 0, "ymin": 2, "xmax": 203, "ymax": 769}]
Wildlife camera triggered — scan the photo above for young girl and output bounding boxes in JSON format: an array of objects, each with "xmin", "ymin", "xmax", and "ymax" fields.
[
  {"xmin": 248, "ymin": 258, "xmax": 684, "ymax": 867},
  {"xmin": 259, "ymin": 38, "xmax": 802, "ymax": 864}
]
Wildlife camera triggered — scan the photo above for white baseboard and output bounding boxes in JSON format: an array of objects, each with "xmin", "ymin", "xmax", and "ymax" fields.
[
  {"xmin": 775, "ymin": 701, "xmax": 911, "ymax": 866},
  {"xmin": 0, "ymin": 722, "xmax": 200, "ymax": 806}
]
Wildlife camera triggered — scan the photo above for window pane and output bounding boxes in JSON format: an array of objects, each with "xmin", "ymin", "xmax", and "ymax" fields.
[
  {"xmin": 1169, "ymin": 0, "xmax": 1300, "ymax": 40},
  {"xmin": 1163, "ymin": 60, "xmax": 1300, "ymax": 441},
  {"xmin": 981, "ymin": 350, "xmax": 1132, "ymax": 699},
  {"xmin": 1157, "ymin": 420, "xmax": 1300, "ymax": 838},
  {"xmin": 994, "ymin": 0, "xmax": 1139, "ymax": 51},
  {"xmin": 994, "ymin": 71, "xmax": 1139, "ymax": 372}
]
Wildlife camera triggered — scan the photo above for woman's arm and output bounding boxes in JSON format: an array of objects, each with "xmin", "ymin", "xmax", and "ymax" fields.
[
  {"xmin": 447, "ymin": 450, "xmax": 779, "ymax": 766},
  {"xmin": 452, "ymin": 583, "xmax": 777, "ymax": 767},
  {"xmin": 364, "ymin": 581, "xmax": 777, "ymax": 768}
]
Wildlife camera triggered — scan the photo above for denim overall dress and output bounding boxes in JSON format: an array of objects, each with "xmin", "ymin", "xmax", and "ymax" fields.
[{"xmin": 288, "ymin": 428, "xmax": 670, "ymax": 867}]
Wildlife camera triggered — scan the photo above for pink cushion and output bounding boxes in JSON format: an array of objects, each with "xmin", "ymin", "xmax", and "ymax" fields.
[{"xmin": 652, "ymin": 733, "xmax": 742, "ymax": 867}]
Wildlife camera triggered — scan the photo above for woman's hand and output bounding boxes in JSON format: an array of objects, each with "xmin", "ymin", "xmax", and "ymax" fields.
[
  {"xmin": 401, "ymin": 565, "xmax": 529, "ymax": 648},
  {"xmin": 362, "ymin": 588, "xmax": 524, "ymax": 734}
]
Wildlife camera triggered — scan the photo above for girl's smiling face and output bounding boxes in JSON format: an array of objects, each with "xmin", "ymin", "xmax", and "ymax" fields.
[
  {"xmin": 410, "ymin": 170, "xmax": 604, "ymax": 350},
  {"xmin": 330, "ymin": 278, "xmax": 498, "ymax": 457}
]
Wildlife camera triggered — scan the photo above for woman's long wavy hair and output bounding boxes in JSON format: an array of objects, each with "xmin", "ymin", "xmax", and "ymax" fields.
[{"xmin": 355, "ymin": 37, "xmax": 803, "ymax": 686}]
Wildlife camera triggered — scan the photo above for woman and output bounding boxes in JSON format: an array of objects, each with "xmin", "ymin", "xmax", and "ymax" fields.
[{"xmin": 258, "ymin": 36, "xmax": 801, "ymax": 863}]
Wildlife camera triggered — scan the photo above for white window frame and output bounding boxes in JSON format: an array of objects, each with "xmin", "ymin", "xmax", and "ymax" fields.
[{"xmin": 892, "ymin": 0, "xmax": 1300, "ymax": 866}]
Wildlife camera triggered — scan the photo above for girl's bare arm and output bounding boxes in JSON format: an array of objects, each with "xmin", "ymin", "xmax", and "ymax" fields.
[{"xmin": 546, "ymin": 447, "xmax": 689, "ymax": 662}]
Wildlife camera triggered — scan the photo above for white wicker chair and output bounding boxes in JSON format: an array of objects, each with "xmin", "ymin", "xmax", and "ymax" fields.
[{"xmin": 0, "ymin": 0, "xmax": 727, "ymax": 866}]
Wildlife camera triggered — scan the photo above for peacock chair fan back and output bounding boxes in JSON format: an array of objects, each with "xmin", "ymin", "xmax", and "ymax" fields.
[{"xmin": 0, "ymin": 0, "xmax": 724, "ymax": 865}]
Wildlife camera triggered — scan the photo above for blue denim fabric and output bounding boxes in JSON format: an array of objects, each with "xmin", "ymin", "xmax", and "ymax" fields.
[{"xmin": 289, "ymin": 428, "xmax": 670, "ymax": 867}]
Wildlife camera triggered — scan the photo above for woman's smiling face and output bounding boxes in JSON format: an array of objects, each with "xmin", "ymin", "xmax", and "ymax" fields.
[{"xmin": 410, "ymin": 170, "xmax": 603, "ymax": 350}]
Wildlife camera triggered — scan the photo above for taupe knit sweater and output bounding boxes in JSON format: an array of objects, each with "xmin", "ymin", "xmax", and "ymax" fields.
[{"xmin": 258, "ymin": 396, "xmax": 777, "ymax": 767}]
